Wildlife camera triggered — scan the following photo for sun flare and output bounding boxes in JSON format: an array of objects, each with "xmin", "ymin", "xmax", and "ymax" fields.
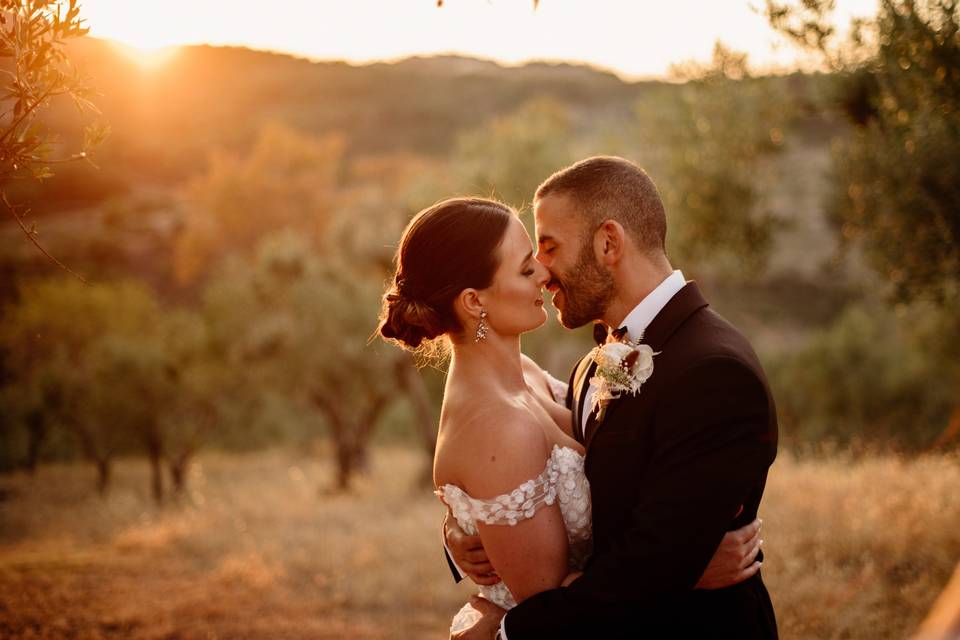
[
  {"xmin": 81, "ymin": 0, "xmax": 879, "ymax": 81},
  {"xmin": 110, "ymin": 40, "xmax": 180, "ymax": 70}
]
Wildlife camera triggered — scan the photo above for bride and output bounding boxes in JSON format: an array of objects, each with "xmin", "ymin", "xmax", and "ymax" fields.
[{"xmin": 378, "ymin": 197, "xmax": 758, "ymax": 635}]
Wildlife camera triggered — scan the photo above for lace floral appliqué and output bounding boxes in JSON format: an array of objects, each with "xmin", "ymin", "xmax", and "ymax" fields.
[{"xmin": 437, "ymin": 444, "xmax": 592, "ymax": 620}]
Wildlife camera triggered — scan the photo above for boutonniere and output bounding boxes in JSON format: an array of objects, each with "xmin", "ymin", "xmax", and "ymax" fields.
[{"xmin": 589, "ymin": 334, "xmax": 657, "ymax": 423}]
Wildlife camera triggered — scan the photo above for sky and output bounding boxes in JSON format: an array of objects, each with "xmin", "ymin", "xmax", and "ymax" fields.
[{"xmin": 80, "ymin": 0, "xmax": 879, "ymax": 80}]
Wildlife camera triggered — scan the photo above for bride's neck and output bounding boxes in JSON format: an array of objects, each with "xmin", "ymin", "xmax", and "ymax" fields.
[{"xmin": 449, "ymin": 333, "xmax": 525, "ymax": 392}]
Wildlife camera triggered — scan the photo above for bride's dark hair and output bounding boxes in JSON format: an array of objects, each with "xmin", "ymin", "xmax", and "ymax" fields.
[{"xmin": 379, "ymin": 197, "xmax": 515, "ymax": 352}]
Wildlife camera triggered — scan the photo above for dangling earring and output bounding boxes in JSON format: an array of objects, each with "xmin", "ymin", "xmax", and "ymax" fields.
[{"xmin": 475, "ymin": 309, "xmax": 488, "ymax": 343}]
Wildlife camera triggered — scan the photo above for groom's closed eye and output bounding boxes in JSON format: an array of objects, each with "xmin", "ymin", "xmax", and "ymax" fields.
[{"xmin": 536, "ymin": 244, "xmax": 557, "ymax": 258}]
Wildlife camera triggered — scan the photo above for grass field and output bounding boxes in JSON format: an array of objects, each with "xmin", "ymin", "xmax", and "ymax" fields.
[{"xmin": 0, "ymin": 446, "xmax": 957, "ymax": 639}]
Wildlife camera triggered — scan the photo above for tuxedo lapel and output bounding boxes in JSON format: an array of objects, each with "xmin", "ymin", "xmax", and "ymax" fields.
[
  {"xmin": 572, "ymin": 356, "xmax": 596, "ymax": 444},
  {"xmin": 583, "ymin": 398, "xmax": 600, "ymax": 443},
  {"xmin": 583, "ymin": 281, "xmax": 710, "ymax": 451},
  {"xmin": 640, "ymin": 281, "xmax": 709, "ymax": 352}
]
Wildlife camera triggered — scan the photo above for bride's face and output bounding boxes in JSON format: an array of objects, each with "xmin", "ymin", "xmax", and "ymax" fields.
[{"xmin": 482, "ymin": 216, "xmax": 551, "ymax": 337}]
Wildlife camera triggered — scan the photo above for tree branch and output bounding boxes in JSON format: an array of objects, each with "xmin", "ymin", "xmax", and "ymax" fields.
[{"xmin": 2, "ymin": 191, "xmax": 88, "ymax": 283}]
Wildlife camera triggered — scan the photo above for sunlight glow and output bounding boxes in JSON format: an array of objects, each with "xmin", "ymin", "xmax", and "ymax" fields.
[
  {"xmin": 81, "ymin": 0, "xmax": 880, "ymax": 80},
  {"xmin": 110, "ymin": 41, "xmax": 181, "ymax": 70}
]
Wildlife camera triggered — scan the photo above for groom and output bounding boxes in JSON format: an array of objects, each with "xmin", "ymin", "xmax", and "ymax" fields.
[{"xmin": 449, "ymin": 156, "xmax": 779, "ymax": 638}]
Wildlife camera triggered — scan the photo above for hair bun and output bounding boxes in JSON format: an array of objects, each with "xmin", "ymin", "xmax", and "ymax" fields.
[
  {"xmin": 379, "ymin": 288, "xmax": 444, "ymax": 350},
  {"xmin": 377, "ymin": 197, "xmax": 515, "ymax": 355}
]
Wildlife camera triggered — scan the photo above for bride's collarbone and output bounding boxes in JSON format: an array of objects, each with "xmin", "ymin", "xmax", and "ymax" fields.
[{"xmin": 440, "ymin": 386, "xmax": 578, "ymax": 450}]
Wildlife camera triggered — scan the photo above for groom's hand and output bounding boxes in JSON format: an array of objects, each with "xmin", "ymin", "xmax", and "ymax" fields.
[
  {"xmin": 451, "ymin": 596, "xmax": 506, "ymax": 640},
  {"xmin": 444, "ymin": 510, "xmax": 501, "ymax": 586},
  {"xmin": 695, "ymin": 517, "xmax": 763, "ymax": 590}
]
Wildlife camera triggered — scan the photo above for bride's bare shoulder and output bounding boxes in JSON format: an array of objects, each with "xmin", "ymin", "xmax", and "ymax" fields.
[
  {"xmin": 438, "ymin": 396, "xmax": 551, "ymax": 499},
  {"xmin": 520, "ymin": 353, "xmax": 550, "ymax": 394}
]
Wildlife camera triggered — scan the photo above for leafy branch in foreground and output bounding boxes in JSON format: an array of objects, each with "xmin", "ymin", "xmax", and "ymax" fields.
[{"xmin": 0, "ymin": 0, "xmax": 109, "ymax": 280}]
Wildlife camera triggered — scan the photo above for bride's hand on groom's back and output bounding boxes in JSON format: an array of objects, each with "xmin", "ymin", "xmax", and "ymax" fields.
[
  {"xmin": 695, "ymin": 517, "xmax": 764, "ymax": 590},
  {"xmin": 445, "ymin": 510, "xmax": 501, "ymax": 586}
]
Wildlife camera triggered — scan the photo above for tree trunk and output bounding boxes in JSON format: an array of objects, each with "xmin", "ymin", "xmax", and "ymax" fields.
[
  {"xmin": 165, "ymin": 410, "xmax": 211, "ymax": 498},
  {"xmin": 395, "ymin": 357, "xmax": 437, "ymax": 487},
  {"xmin": 146, "ymin": 438, "xmax": 164, "ymax": 505},
  {"xmin": 168, "ymin": 453, "xmax": 190, "ymax": 496},
  {"xmin": 24, "ymin": 411, "xmax": 46, "ymax": 475},
  {"xmin": 396, "ymin": 358, "xmax": 437, "ymax": 456},
  {"xmin": 334, "ymin": 440, "xmax": 356, "ymax": 491},
  {"xmin": 312, "ymin": 389, "xmax": 390, "ymax": 493},
  {"xmin": 351, "ymin": 445, "xmax": 370, "ymax": 475},
  {"xmin": 71, "ymin": 420, "xmax": 112, "ymax": 497},
  {"xmin": 96, "ymin": 458, "xmax": 111, "ymax": 497}
]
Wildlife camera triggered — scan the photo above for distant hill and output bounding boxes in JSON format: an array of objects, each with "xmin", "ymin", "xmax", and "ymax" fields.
[
  {"xmin": 20, "ymin": 39, "xmax": 826, "ymax": 214},
  {"xmin": 60, "ymin": 41, "xmax": 649, "ymax": 164}
]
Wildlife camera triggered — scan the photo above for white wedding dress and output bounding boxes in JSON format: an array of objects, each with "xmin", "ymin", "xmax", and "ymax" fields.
[{"xmin": 436, "ymin": 376, "xmax": 593, "ymax": 634}]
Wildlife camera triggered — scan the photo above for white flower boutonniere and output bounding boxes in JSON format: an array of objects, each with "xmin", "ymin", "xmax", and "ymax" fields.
[{"xmin": 589, "ymin": 335, "xmax": 657, "ymax": 423}]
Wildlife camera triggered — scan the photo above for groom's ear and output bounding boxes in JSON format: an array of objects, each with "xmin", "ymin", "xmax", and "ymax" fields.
[{"xmin": 594, "ymin": 219, "xmax": 626, "ymax": 267}]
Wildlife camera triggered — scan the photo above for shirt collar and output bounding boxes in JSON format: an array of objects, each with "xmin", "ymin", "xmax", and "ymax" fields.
[{"xmin": 617, "ymin": 270, "xmax": 686, "ymax": 342}]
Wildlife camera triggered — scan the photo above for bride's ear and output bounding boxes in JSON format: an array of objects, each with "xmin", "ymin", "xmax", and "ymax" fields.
[{"xmin": 455, "ymin": 288, "xmax": 484, "ymax": 324}]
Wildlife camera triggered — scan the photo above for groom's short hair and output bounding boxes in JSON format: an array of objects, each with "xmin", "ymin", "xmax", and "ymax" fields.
[{"xmin": 535, "ymin": 156, "xmax": 667, "ymax": 254}]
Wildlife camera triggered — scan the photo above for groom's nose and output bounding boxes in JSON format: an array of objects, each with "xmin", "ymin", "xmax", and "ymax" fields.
[{"xmin": 535, "ymin": 262, "xmax": 551, "ymax": 287}]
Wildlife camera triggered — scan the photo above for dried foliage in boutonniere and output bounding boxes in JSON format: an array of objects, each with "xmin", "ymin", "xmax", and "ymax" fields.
[{"xmin": 589, "ymin": 334, "xmax": 656, "ymax": 423}]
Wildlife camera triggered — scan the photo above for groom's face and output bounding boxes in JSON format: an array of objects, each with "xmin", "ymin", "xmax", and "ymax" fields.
[{"xmin": 534, "ymin": 193, "xmax": 614, "ymax": 329}]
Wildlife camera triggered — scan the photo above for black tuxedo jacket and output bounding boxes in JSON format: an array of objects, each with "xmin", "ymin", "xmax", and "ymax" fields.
[{"xmin": 504, "ymin": 282, "xmax": 779, "ymax": 639}]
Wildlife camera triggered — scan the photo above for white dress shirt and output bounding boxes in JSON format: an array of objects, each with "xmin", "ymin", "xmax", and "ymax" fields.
[
  {"xmin": 502, "ymin": 269, "xmax": 686, "ymax": 640},
  {"xmin": 579, "ymin": 269, "xmax": 686, "ymax": 429}
]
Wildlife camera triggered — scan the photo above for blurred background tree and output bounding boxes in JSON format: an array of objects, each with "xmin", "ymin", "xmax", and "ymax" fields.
[
  {"xmin": 0, "ymin": 278, "xmax": 158, "ymax": 492},
  {"xmin": 764, "ymin": 0, "xmax": 960, "ymax": 449},
  {"xmin": 454, "ymin": 98, "xmax": 577, "ymax": 212},
  {"xmin": 203, "ymin": 230, "xmax": 406, "ymax": 491},
  {"xmin": 174, "ymin": 124, "xmax": 344, "ymax": 285},
  {"xmin": 634, "ymin": 43, "xmax": 792, "ymax": 280}
]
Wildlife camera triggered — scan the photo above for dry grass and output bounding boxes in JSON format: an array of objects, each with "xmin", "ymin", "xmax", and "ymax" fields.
[{"xmin": 0, "ymin": 446, "xmax": 957, "ymax": 639}]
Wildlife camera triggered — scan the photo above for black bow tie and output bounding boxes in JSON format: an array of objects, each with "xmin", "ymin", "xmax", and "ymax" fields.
[{"xmin": 593, "ymin": 323, "xmax": 628, "ymax": 346}]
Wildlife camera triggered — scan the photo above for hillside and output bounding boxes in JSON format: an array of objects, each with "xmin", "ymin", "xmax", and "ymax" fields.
[{"xmin": 17, "ymin": 39, "xmax": 832, "ymax": 215}]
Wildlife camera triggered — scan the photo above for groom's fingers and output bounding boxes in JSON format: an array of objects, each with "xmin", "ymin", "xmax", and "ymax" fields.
[
  {"xmin": 464, "ymin": 549, "xmax": 490, "ymax": 564},
  {"xmin": 469, "ymin": 595, "xmax": 507, "ymax": 616},
  {"xmin": 734, "ymin": 560, "xmax": 762, "ymax": 584},
  {"xmin": 734, "ymin": 518, "xmax": 762, "ymax": 545},
  {"xmin": 462, "ymin": 559, "xmax": 494, "ymax": 574},
  {"xmin": 467, "ymin": 570, "xmax": 501, "ymax": 586},
  {"xmin": 737, "ymin": 523, "xmax": 761, "ymax": 556},
  {"xmin": 740, "ymin": 534, "xmax": 763, "ymax": 569},
  {"xmin": 459, "ymin": 533, "xmax": 484, "ymax": 549}
]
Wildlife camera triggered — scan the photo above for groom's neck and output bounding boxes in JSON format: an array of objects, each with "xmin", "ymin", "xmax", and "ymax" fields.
[{"xmin": 602, "ymin": 253, "xmax": 673, "ymax": 327}]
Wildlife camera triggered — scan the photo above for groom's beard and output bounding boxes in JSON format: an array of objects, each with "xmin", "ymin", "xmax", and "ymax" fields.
[{"xmin": 554, "ymin": 241, "xmax": 614, "ymax": 329}]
